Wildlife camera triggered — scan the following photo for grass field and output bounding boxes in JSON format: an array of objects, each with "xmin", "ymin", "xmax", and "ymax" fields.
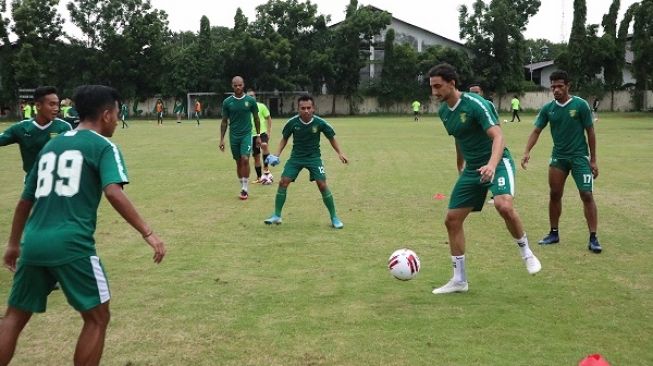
[{"xmin": 0, "ymin": 113, "xmax": 652, "ymax": 365}]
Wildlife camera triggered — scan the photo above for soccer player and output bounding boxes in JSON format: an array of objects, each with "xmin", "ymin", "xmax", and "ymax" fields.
[
  {"xmin": 510, "ymin": 95, "xmax": 521, "ymax": 122},
  {"xmin": 120, "ymin": 102, "xmax": 129, "ymax": 128},
  {"xmin": 428, "ymin": 63, "xmax": 541, "ymax": 294},
  {"xmin": 174, "ymin": 99, "xmax": 183, "ymax": 124},
  {"xmin": 155, "ymin": 98, "xmax": 164, "ymax": 125},
  {"xmin": 521, "ymin": 70, "xmax": 602, "ymax": 253},
  {"xmin": 0, "ymin": 85, "xmax": 166, "ymax": 365},
  {"xmin": 412, "ymin": 100, "xmax": 421, "ymax": 121},
  {"xmin": 219, "ymin": 76, "xmax": 261, "ymax": 200},
  {"xmin": 0, "ymin": 86, "xmax": 72, "ymax": 175},
  {"xmin": 263, "ymin": 94, "xmax": 348, "ymax": 229},
  {"xmin": 247, "ymin": 89, "xmax": 273, "ymax": 183},
  {"xmin": 22, "ymin": 102, "xmax": 32, "ymax": 119},
  {"xmin": 194, "ymin": 98, "xmax": 201, "ymax": 126}
]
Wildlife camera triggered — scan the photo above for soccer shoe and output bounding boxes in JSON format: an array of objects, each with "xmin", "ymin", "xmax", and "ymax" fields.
[
  {"xmin": 588, "ymin": 237, "xmax": 603, "ymax": 254},
  {"xmin": 538, "ymin": 232, "xmax": 559, "ymax": 245},
  {"xmin": 264, "ymin": 215, "xmax": 282, "ymax": 225},
  {"xmin": 523, "ymin": 255, "xmax": 542, "ymax": 275},
  {"xmin": 432, "ymin": 279, "xmax": 469, "ymax": 294},
  {"xmin": 331, "ymin": 217, "xmax": 344, "ymax": 229},
  {"xmin": 239, "ymin": 190, "xmax": 248, "ymax": 200},
  {"xmin": 253, "ymin": 178, "xmax": 262, "ymax": 184}
]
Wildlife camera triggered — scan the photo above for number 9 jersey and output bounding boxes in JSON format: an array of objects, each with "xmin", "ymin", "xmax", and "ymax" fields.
[{"xmin": 20, "ymin": 129, "xmax": 129, "ymax": 266}]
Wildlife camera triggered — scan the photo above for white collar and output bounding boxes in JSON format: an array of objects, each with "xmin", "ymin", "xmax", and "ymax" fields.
[{"xmin": 32, "ymin": 120, "xmax": 53, "ymax": 130}]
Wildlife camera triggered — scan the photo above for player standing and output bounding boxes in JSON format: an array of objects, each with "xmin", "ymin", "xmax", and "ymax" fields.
[
  {"xmin": 0, "ymin": 85, "xmax": 166, "ymax": 365},
  {"xmin": 219, "ymin": 76, "xmax": 261, "ymax": 200},
  {"xmin": 521, "ymin": 70, "xmax": 602, "ymax": 253},
  {"xmin": 263, "ymin": 94, "xmax": 348, "ymax": 229},
  {"xmin": 428, "ymin": 63, "xmax": 541, "ymax": 294},
  {"xmin": 247, "ymin": 89, "xmax": 273, "ymax": 183}
]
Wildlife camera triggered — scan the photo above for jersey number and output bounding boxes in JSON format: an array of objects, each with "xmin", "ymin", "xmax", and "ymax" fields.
[
  {"xmin": 35, "ymin": 150, "xmax": 83, "ymax": 198},
  {"xmin": 497, "ymin": 177, "xmax": 506, "ymax": 187}
]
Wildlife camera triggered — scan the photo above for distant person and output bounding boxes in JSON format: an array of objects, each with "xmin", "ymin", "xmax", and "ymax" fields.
[
  {"xmin": 194, "ymin": 99, "xmax": 201, "ymax": 126},
  {"xmin": 428, "ymin": 63, "xmax": 541, "ymax": 295},
  {"xmin": 247, "ymin": 89, "xmax": 273, "ymax": 183},
  {"xmin": 264, "ymin": 94, "xmax": 348, "ymax": 229},
  {"xmin": 174, "ymin": 99, "xmax": 183, "ymax": 123},
  {"xmin": 592, "ymin": 97, "xmax": 600, "ymax": 122},
  {"xmin": 0, "ymin": 86, "xmax": 72, "ymax": 174},
  {"xmin": 155, "ymin": 99, "xmax": 164, "ymax": 125},
  {"xmin": 219, "ymin": 76, "xmax": 261, "ymax": 200},
  {"xmin": 412, "ymin": 100, "xmax": 421, "ymax": 122},
  {"xmin": 0, "ymin": 85, "xmax": 166, "ymax": 366},
  {"xmin": 521, "ymin": 70, "xmax": 601, "ymax": 254},
  {"xmin": 22, "ymin": 102, "xmax": 32, "ymax": 119},
  {"xmin": 510, "ymin": 95, "xmax": 521, "ymax": 122},
  {"xmin": 120, "ymin": 102, "xmax": 129, "ymax": 128}
]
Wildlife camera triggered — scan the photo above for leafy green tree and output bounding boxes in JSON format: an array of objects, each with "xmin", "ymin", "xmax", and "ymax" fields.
[
  {"xmin": 600, "ymin": 0, "xmax": 622, "ymax": 110},
  {"xmin": 459, "ymin": 0, "xmax": 540, "ymax": 103},
  {"xmin": 631, "ymin": 0, "xmax": 653, "ymax": 110},
  {"xmin": 373, "ymin": 28, "xmax": 421, "ymax": 107},
  {"xmin": 12, "ymin": 43, "xmax": 40, "ymax": 87},
  {"xmin": 0, "ymin": 0, "xmax": 10, "ymax": 45}
]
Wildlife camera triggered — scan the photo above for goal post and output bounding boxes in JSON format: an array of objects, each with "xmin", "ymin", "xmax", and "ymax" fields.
[{"xmin": 186, "ymin": 92, "xmax": 217, "ymax": 120}]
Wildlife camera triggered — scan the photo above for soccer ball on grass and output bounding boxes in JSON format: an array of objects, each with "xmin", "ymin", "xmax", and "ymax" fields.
[
  {"xmin": 260, "ymin": 173, "xmax": 274, "ymax": 185},
  {"xmin": 388, "ymin": 248, "xmax": 421, "ymax": 280}
]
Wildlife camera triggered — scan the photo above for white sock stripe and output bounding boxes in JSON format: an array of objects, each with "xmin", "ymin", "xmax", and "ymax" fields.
[
  {"xmin": 502, "ymin": 157, "xmax": 516, "ymax": 196},
  {"xmin": 90, "ymin": 256, "xmax": 110, "ymax": 304}
]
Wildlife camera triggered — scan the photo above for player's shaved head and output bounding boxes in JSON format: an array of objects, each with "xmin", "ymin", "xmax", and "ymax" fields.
[{"xmin": 232, "ymin": 76, "xmax": 244, "ymax": 84}]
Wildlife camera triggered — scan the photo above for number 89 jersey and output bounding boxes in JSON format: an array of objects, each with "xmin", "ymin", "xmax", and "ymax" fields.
[{"xmin": 20, "ymin": 130, "xmax": 129, "ymax": 266}]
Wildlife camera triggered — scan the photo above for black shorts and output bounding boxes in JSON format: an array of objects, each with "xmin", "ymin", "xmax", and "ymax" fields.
[{"xmin": 252, "ymin": 133, "xmax": 269, "ymax": 155}]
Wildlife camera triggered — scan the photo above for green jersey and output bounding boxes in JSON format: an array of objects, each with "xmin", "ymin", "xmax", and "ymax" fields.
[
  {"xmin": 535, "ymin": 96, "xmax": 593, "ymax": 159},
  {"xmin": 222, "ymin": 95, "xmax": 259, "ymax": 138},
  {"xmin": 251, "ymin": 102, "xmax": 270, "ymax": 135},
  {"xmin": 173, "ymin": 102, "xmax": 184, "ymax": 114},
  {"xmin": 412, "ymin": 101, "xmax": 421, "ymax": 112},
  {"xmin": 120, "ymin": 104, "xmax": 129, "ymax": 119},
  {"xmin": 20, "ymin": 129, "xmax": 129, "ymax": 266},
  {"xmin": 0, "ymin": 118, "xmax": 73, "ymax": 173},
  {"xmin": 438, "ymin": 92, "xmax": 509, "ymax": 170},
  {"xmin": 282, "ymin": 114, "xmax": 335, "ymax": 160}
]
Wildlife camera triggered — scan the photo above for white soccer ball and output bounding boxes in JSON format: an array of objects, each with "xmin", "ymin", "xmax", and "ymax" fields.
[
  {"xmin": 388, "ymin": 248, "xmax": 421, "ymax": 281},
  {"xmin": 261, "ymin": 173, "xmax": 274, "ymax": 185}
]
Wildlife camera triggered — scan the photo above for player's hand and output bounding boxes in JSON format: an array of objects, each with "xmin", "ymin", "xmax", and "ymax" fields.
[
  {"xmin": 219, "ymin": 140, "xmax": 225, "ymax": 152},
  {"xmin": 339, "ymin": 153, "xmax": 348, "ymax": 164},
  {"xmin": 255, "ymin": 136, "xmax": 262, "ymax": 148},
  {"xmin": 521, "ymin": 154, "xmax": 530, "ymax": 169},
  {"xmin": 3, "ymin": 245, "xmax": 20, "ymax": 272},
  {"xmin": 591, "ymin": 161, "xmax": 599, "ymax": 179},
  {"xmin": 143, "ymin": 232, "xmax": 166, "ymax": 264},
  {"xmin": 477, "ymin": 165, "xmax": 495, "ymax": 183}
]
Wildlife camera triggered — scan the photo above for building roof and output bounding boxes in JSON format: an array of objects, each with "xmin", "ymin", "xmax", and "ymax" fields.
[{"xmin": 524, "ymin": 60, "xmax": 555, "ymax": 71}]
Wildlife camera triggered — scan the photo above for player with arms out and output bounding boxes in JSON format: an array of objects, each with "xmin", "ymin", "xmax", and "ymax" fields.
[
  {"xmin": 264, "ymin": 94, "xmax": 348, "ymax": 229},
  {"xmin": 220, "ymin": 76, "xmax": 261, "ymax": 200},
  {"xmin": 522, "ymin": 70, "xmax": 602, "ymax": 253},
  {"xmin": 428, "ymin": 63, "xmax": 541, "ymax": 294},
  {"xmin": 0, "ymin": 86, "xmax": 72, "ymax": 175},
  {"xmin": 0, "ymin": 85, "xmax": 166, "ymax": 366}
]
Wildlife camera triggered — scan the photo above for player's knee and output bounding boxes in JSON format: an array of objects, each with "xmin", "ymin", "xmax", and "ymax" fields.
[
  {"xmin": 579, "ymin": 191, "xmax": 594, "ymax": 203},
  {"xmin": 82, "ymin": 304, "xmax": 111, "ymax": 327},
  {"xmin": 444, "ymin": 213, "xmax": 463, "ymax": 230},
  {"xmin": 549, "ymin": 190, "xmax": 563, "ymax": 201}
]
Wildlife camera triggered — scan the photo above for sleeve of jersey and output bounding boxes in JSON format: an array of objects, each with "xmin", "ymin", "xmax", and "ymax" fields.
[
  {"xmin": 251, "ymin": 98, "xmax": 259, "ymax": 114},
  {"xmin": 20, "ymin": 161, "xmax": 38, "ymax": 201},
  {"xmin": 221, "ymin": 102, "xmax": 229, "ymax": 119},
  {"xmin": 579, "ymin": 99, "xmax": 594, "ymax": 128},
  {"xmin": 99, "ymin": 144, "xmax": 129, "ymax": 188},
  {"xmin": 475, "ymin": 101, "xmax": 498, "ymax": 131},
  {"xmin": 534, "ymin": 106, "xmax": 549, "ymax": 128},
  {"xmin": 282, "ymin": 120, "xmax": 293, "ymax": 139},
  {"xmin": 261, "ymin": 104, "xmax": 270, "ymax": 118},
  {"xmin": 322, "ymin": 121, "xmax": 336, "ymax": 139},
  {"xmin": 0, "ymin": 124, "xmax": 17, "ymax": 146}
]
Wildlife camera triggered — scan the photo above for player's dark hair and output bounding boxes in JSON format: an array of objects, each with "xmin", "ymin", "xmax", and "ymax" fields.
[
  {"xmin": 72, "ymin": 85, "xmax": 121, "ymax": 121},
  {"xmin": 34, "ymin": 86, "xmax": 58, "ymax": 102},
  {"xmin": 297, "ymin": 94, "xmax": 314, "ymax": 105},
  {"xmin": 428, "ymin": 63, "xmax": 459, "ymax": 88},
  {"xmin": 550, "ymin": 70, "xmax": 570, "ymax": 84}
]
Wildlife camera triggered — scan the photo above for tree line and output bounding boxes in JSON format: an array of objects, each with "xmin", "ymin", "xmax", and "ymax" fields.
[{"xmin": 0, "ymin": 0, "xmax": 651, "ymax": 113}]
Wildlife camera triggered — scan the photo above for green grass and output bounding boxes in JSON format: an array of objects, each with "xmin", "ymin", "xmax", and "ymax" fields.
[{"xmin": 0, "ymin": 113, "xmax": 652, "ymax": 365}]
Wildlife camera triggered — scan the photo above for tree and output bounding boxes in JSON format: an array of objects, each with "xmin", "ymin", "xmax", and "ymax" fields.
[
  {"xmin": 330, "ymin": 0, "xmax": 390, "ymax": 114},
  {"xmin": 459, "ymin": 0, "xmax": 541, "ymax": 104},
  {"xmin": 600, "ymin": 0, "xmax": 622, "ymax": 110},
  {"xmin": 0, "ymin": 0, "xmax": 10, "ymax": 46},
  {"xmin": 631, "ymin": 0, "xmax": 653, "ymax": 110}
]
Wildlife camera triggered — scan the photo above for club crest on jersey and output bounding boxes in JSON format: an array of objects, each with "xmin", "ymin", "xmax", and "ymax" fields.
[
  {"xmin": 49, "ymin": 132, "xmax": 58, "ymax": 138},
  {"xmin": 460, "ymin": 112, "xmax": 467, "ymax": 123},
  {"xmin": 312, "ymin": 126, "xmax": 318, "ymax": 133},
  {"xmin": 245, "ymin": 101, "xmax": 250, "ymax": 107},
  {"xmin": 569, "ymin": 110, "xmax": 577, "ymax": 118}
]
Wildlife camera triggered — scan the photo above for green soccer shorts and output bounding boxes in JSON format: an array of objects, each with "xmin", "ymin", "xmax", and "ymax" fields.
[
  {"xmin": 281, "ymin": 158, "xmax": 327, "ymax": 182},
  {"xmin": 230, "ymin": 134, "xmax": 253, "ymax": 160},
  {"xmin": 449, "ymin": 157, "xmax": 516, "ymax": 211},
  {"xmin": 9, "ymin": 256, "xmax": 110, "ymax": 313},
  {"xmin": 549, "ymin": 156, "xmax": 593, "ymax": 192}
]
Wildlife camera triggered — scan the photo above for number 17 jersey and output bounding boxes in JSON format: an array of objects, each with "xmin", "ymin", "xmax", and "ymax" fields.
[{"xmin": 20, "ymin": 129, "xmax": 129, "ymax": 266}]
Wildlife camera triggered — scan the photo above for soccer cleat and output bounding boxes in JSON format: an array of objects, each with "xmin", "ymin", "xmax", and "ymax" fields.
[
  {"xmin": 331, "ymin": 217, "xmax": 344, "ymax": 229},
  {"xmin": 538, "ymin": 232, "xmax": 559, "ymax": 245},
  {"xmin": 588, "ymin": 237, "xmax": 603, "ymax": 253},
  {"xmin": 432, "ymin": 279, "xmax": 469, "ymax": 294},
  {"xmin": 239, "ymin": 190, "xmax": 248, "ymax": 200},
  {"xmin": 523, "ymin": 255, "xmax": 542, "ymax": 275},
  {"xmin": 253, "ymin": 178, "xmax": 262, "ymax": 184},
  {"xmin": 264, "ymin": 215, "xmax": 282, "ymax": 225}
]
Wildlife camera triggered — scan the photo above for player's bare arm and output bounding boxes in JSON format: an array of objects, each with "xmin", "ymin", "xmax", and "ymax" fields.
[
  {"xmin": 521, "ymin": 127, "xmax": 543, "ymax": 169},
  {"xmin": 328, "ymin": 138, "xmax": 348, "ymax": 164},
  {"xmin": 104, "ymin": 184, "xmax": 166, "ymax": 264},
  {"xmin": 478, "ymin": 125, "xmax": 504, "ymax": 183},
  {"xmin": 3, "ymin": 199, "xmax": 33, "ymax": 271},
  {"xmin": 219, "ymin": 118, "xmax": 228, "ymax": 151},
  {"xmin": 253, "ymin": 114, "xmax": 262, "ymax": 148},
  {"xmin": 586, "ymin": 126, "xmax": 598, "ymax": 178},
  {"xmin": 455, "ymin": 142, "xmax": 464, "ymax": 174}
]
